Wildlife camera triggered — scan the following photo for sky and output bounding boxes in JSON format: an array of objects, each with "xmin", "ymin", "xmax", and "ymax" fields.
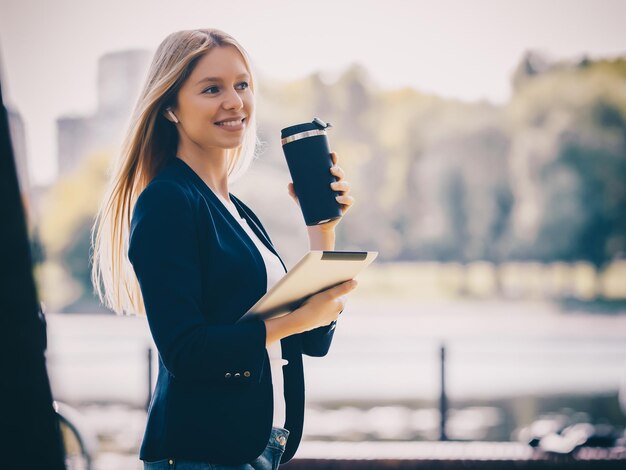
[{"xmin": 1, "ymin": 0, "xmax": 625, "ymax": 186}]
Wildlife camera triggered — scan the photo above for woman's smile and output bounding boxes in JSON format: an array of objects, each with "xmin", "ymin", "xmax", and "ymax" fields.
[{"xmin": 214, "ymin": 116, "xmax": 246, "ymax": 132}]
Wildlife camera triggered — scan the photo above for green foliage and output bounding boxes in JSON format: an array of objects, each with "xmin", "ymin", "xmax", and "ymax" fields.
[
  {"xmin": 36, "ymin": 152, "xmax": 112, "ymax": 311},
  {"xmin": 262, "ymin": 54, "xmax": 626, "ymax": 269},
  {"xmin": 39, "ymin": 55, "xmax": 626, "ymax": 310},
  {"xmin": 506, "ymin": 56, "xmax": 626, "ymax": 267}
]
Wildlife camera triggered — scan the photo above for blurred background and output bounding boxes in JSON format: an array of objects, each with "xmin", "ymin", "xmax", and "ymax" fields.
[{"xmin": 1, "ymin": 0, "xmax": 625, "ymax": 468}]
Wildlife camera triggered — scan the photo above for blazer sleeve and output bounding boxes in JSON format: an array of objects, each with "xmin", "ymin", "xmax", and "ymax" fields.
[
  {"xmin": 128, "ymin": 180, "xmax": 267, "ymax": 384},
  {"xmin": 300, "ymin": 319, "xmax": 337, "ymax": 357}
]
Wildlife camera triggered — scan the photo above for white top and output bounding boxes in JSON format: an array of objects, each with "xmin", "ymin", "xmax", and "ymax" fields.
[{"xmin": 214, "ymin": 192, "xmax": 288, "ymax": 428}]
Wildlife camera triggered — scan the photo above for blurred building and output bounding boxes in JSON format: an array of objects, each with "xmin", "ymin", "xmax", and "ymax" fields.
[
  {"xmin": 5, "ymin": 106, "xmax": 45, "ymax": 225},
  {"xmin": 7, "ymin": 106, "xmax": 30, "ymax": 191},
  {"xmin": 57, "ymin": 49, "xmax": 151, "ymax": 176}
]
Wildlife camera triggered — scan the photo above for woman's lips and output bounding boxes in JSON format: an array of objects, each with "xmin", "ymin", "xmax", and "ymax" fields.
[{"xmin": 215, "ymin": 117, "xmax": 245, "ymax": 132}]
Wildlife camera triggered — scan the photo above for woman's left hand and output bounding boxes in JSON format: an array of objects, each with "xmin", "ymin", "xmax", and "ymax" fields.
[{"xmin": 287, "ymin": 151, "xmax": 355, "ymax": 231}]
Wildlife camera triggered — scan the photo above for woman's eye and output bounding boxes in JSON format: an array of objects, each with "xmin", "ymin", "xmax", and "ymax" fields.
[{"xmin": 202, "ymin": 82, "xmax": 249, "ymax": 95}]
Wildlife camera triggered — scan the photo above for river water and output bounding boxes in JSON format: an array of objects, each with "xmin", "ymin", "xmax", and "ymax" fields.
[{"xmin": 45, "ymin": 298, "xmax": 626, "ymax": 406}]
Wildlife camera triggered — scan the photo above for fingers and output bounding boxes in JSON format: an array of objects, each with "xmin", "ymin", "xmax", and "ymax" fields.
[
  {"xmin": 330, "ymin": 165, "xmax": 345, "ymax": 180},
  {"xmin": 331, "ymin": 151, "xmax": 338, "ymax": 166},
  {"xmin": 335, "ymin": 194, "xmax": 354, "ymax": 204},
  {"xmin": 335, "ymin": 194, "xmax": 355, "ymax": 214},
  {"xmin": 327, "ymin": 152, "xmax": 354, "ymax": 215},
  {"xmin": 304, "ymin": 279, "xmax": 356, "ymax": 327},
  {"xmin": 327, "ymin": 279, "xmax": 358, "ymax": 299},
  {"xmin": 330, "ymin": 180, "xmax": 351, "ymax": 193},
  {"xmin": 287, "ymin": 182, "xmax": 299, "ymax": 204}
]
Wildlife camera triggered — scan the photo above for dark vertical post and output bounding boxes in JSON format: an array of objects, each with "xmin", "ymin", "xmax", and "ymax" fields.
[
  {"xmin": 146, "ymin": 347, "xmax": 153, "ymax": 412},
  {"xmin": 439, "ymin": 343, "xmax": 448, "ymax": 441},
  {"xmin": 1, "ymin": 71, "xmax": 66, "ymax": 468}
]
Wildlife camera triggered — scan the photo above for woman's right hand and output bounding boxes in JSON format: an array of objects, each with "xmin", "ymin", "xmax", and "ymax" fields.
[{"xmin": 292, "ymin": 279, "xmax": 358, "ymax": 332}]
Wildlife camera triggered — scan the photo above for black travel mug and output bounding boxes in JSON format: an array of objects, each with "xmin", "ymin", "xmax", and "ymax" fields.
[{"xmin": 281, "ymin": 117, "xmax": 343, "ymax": 226}]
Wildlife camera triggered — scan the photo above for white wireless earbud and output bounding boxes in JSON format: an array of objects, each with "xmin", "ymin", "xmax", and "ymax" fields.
[{"xmin": 166, "ymin": 108, "xmax": 179, "ymax": 124}]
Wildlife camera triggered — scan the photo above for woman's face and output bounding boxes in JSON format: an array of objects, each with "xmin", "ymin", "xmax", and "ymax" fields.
[{"xmin": 173, "ymin": 46, "xmax": 254, "ymax": 151}]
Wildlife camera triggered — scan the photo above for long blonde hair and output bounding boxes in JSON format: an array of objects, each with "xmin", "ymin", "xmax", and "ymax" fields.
[{"xmin": 91, "ymin": 28, "xmax": 260, "ymax": 315}]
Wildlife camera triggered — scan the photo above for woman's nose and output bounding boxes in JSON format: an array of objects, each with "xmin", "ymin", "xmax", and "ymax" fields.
[{"xmin": 222, "ymin": 88, "xmax": 244, "ymax": 110}]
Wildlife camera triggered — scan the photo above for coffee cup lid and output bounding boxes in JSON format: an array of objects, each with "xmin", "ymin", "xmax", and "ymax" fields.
[{"xmin": 280, "ymin": 117, "xmax": 332, "ymax": 140}]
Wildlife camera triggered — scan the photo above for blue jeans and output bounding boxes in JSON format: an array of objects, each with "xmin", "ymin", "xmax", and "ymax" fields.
[{"xmin": 143, "ymin": 427, "xmax": 290, "ymax": 470}]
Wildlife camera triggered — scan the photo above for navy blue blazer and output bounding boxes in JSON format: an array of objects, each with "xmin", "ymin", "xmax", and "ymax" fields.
[{"xmin": 127, "ymin": 157, "xmax": 336, "ymax": 464}]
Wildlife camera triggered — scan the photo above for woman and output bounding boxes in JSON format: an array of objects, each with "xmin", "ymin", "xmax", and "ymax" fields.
[{"xmin": 91, "ymin": 28, "xmax": 357, "ymax": 469}]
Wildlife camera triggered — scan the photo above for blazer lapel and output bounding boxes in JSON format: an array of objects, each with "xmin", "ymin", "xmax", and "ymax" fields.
[{"xmin": 231, "ymin": 197, "xmax": 287, "ymax": 272}]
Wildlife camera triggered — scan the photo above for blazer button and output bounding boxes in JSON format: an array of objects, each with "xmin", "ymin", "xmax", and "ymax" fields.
[
  {"xmin": 234, "ymin": 372, "xmax": 241, "ymax": 378},
  {"xmin": 244, "ymin": 371, "xmax": 251, "ymax": 378},
  {"xmin": 224, "ymin": 372, "xmax": 232, "ymax": 379}
]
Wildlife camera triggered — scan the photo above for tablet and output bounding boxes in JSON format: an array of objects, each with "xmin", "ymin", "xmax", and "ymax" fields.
[{"xmin": 238, "ymin": 250, "xmax": 378, "ymax": 322}]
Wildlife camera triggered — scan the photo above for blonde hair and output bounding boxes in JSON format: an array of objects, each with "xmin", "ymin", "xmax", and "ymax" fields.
[{"xmin": 91, "ymin": 28, "xmax": 260, "ymax": 315}]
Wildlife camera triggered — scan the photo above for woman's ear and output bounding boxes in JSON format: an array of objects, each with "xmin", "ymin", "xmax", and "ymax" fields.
[{"xmin": 164, "ymin": 107, "xmax": 179, "ymax": 124}]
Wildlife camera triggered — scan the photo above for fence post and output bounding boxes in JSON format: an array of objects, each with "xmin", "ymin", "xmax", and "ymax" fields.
[{"xmin": 439, "ymin": 343, "xmax": 448, "ymax": 441}]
